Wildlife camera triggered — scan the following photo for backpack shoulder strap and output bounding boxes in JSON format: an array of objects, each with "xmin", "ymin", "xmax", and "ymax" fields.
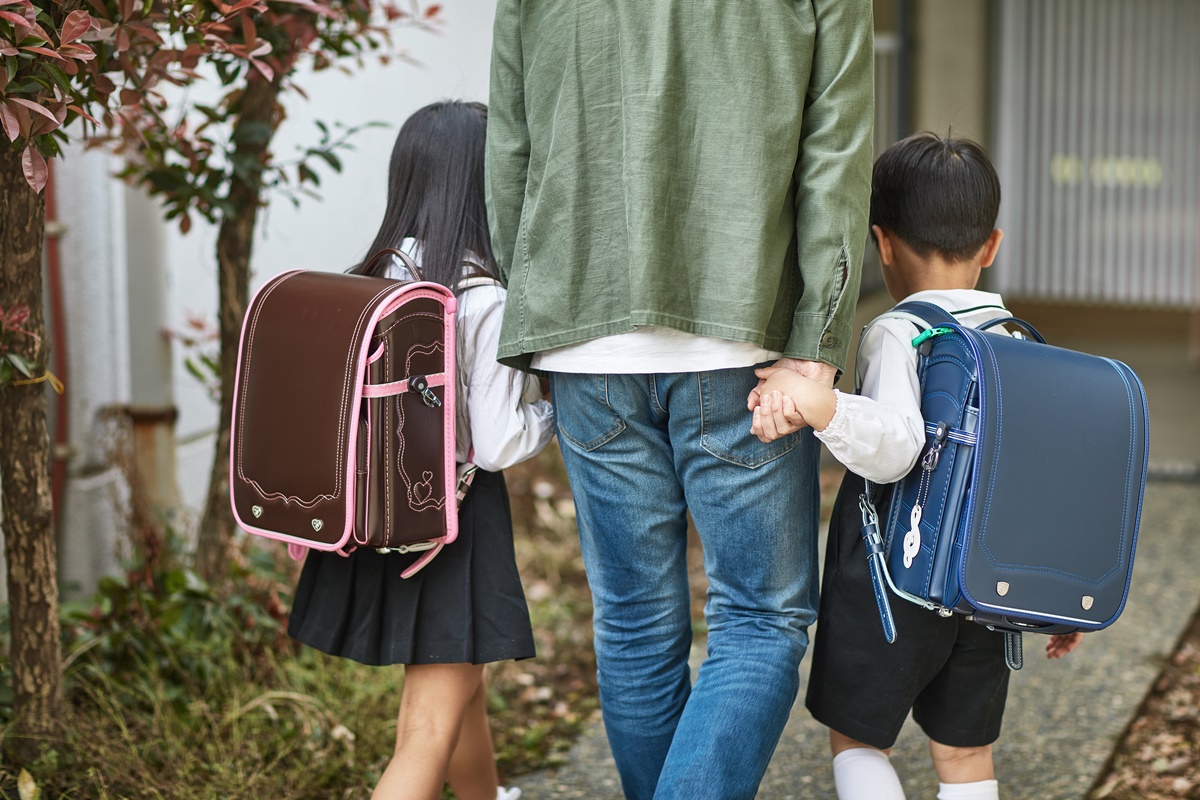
[
  {"xmin": 853, "ymin": 301, "xmax": 961, "ymax": 391},
  {"xmin": 456, "ymin": 276, "xmax": 502, "ymax": 291},
  {"xmin": 889, "ymin": 301, "xmax": 958, "ymax": 328}
]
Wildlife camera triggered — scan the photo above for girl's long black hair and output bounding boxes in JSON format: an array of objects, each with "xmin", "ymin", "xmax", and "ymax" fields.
[{"xmin": 352, "ymin": 100, "xmax": 497, "ymax": 290}]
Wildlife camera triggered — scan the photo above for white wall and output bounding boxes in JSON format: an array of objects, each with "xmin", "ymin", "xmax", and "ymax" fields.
[
  {"xmin": 53, "ymin": 148, "xmax": 134, "ymax": 594},
  {"xmin": 161, "ymin": 1, "xmax": 498, "ymax": 516}
]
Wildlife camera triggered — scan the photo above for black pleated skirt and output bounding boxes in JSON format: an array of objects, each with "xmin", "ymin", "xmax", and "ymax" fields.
[{"xmin": 287, "ymin": 469, "xmax": 536, "ymax": 666}]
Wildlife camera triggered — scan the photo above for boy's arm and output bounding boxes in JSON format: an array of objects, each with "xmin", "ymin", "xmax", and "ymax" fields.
[{"xmin": 810, "ymin": 321, "xmax": 926, "ymax": 483}]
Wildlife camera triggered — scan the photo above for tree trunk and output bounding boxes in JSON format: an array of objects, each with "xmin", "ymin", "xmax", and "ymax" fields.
[
  {"xmin": 195, "ymin": 78, "xmax": 283, "ymax": 585},
  {"xmin": 0, "ymin": 145, "xmax": 64, "ymax": 761}
]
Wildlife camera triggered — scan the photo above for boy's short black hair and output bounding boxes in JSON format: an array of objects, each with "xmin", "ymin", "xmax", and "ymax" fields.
[{"xmin": 870, "ymin": 132, "xmax": 1001, "ymax": 263}]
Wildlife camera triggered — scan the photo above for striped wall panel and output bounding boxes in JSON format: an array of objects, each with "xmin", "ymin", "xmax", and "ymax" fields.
[{"xmin": 993, "ymin": 0, "xmax": 1199, "ymax": 307}]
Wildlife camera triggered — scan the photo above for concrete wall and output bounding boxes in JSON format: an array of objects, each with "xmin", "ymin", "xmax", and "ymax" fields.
[{"xmin": 911, "ymin": 0, "xmax": 990, "ymax": 145}]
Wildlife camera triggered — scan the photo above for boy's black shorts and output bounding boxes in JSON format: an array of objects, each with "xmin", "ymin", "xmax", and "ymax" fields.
[{"xmin": 805, "ymin": 472, "xmax": 1011, "ymax": 751}]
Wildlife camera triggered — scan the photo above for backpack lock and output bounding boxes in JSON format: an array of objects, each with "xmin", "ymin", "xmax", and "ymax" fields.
[
  {"xmin": 921, "ymin": 422, "xmax": 950, "ymax": 472},
  {"xmin": 409, "ymin": 375, "xmax": 442, "ymax": 408}
]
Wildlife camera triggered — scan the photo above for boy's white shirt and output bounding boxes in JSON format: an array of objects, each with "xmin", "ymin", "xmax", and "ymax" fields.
[
  {"xmin": 386, "ymin": 239, "xmax": 555, "ymax": 472},
  {"xmin": 814, "ymin": 288, "xmax": 1009, "ymax": 485}
]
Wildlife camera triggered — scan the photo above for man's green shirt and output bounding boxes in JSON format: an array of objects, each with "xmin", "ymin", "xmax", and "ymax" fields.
[{"xmin": 486, "ymin": 0, "xmax": 874, "ymax": 372}]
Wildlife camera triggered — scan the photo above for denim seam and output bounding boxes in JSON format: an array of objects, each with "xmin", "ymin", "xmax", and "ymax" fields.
[{"xmin": 556, "ymin": 374, "xmax": 626, "ymax": 453}]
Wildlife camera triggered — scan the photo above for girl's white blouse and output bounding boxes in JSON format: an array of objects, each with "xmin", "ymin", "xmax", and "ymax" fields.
[{"xmin": 383, "ymin": 241, "xmax": 555, "ymax": 472}]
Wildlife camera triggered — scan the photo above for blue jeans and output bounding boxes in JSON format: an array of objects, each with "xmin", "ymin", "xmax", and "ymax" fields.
[{"xmin": 550, "ymin": 369, "xmax": 821, "ymax": 800}]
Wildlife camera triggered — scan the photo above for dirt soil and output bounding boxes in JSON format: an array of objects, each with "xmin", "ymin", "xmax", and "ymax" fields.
[{"xmin": 1090, "ymin": 604, "xmax": 1200, "ymax": 799}]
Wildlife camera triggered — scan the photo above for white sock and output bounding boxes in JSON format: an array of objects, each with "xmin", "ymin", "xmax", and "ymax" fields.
[
  {"xmin": 832, "ymin": 747, "xmax": 906, "ymax": 800},
  {"xmin": 937, "ymin": 779, "xmax": 999, "ymax": 799}
]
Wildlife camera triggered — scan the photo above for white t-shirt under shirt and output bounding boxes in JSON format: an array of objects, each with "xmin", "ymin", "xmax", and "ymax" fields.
[
  {"xmin": 813, "ymin": 288, "xmax": 1010, "ymax": 485},
  {"xmin": 532, "ymin": 326, "xmax": 782, "ymax": 373}
]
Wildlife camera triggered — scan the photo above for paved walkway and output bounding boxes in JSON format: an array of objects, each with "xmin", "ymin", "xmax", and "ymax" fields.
[{"xmin": 517, "ymin": 298, "xmax": 1200, "ymax": 800}]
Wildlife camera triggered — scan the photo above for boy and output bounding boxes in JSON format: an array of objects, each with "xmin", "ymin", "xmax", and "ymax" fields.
[{"xmin": 751, "ymin": 133, "xmax": 1083, "ymax": 800}]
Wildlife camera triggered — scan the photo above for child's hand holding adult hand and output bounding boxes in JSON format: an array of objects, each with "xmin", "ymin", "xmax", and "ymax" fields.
[
  {"xmin": 746, "ymin": 358, "xmax": 837, "ymax": 411},
  {"xmin": 752, "ymin": 390, "xmax": 807, "ymax": 443}
]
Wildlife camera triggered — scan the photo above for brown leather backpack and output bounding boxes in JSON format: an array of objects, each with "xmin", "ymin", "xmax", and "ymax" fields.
[{"xmin": 229, "ymin": 250, "xmax": 460, "ymax": 576}]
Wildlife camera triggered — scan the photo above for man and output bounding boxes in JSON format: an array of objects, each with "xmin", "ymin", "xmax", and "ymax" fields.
[{"xmin": 486, "ymin": 3, "xmax": 874, "ymax": 798}]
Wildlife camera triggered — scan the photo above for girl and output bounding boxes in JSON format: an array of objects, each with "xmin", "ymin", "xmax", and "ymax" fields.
[{"xmin": 287, "ymin": 100, "xmax": 555, "ymax": 800}]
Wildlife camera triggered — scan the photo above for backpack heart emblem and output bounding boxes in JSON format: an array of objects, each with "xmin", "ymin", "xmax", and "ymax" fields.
[
  {"xmin": 311, "ymin": 519, "xmax": 324, "ymax": 533},
  {"xmin": 414, "ymin": 477, "xmax": 432, "ymax": 503},
  {"xmin": 251, "ymin": 505, "xmax": 263, "ymax": 518}
]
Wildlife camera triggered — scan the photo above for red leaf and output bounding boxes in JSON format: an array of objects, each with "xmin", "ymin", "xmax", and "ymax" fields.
[
  {"xmin": 5, "ymin": 304, "xmax": 30, "ymax": 328},
  {"xmin": 241, "ymin": 12, "xmax": 256, "ymax": 46},
  {"xmin": 93, "ymin": 73, "xmax": 116, "ymax": 95},
  {"xmin": 58, "ymin": 42, "xmax": 96, "ymax": 61},
  {"xmin": 425, "ymin": 4, "xmax": 441, "ymax": 18},
  {"xmin": 124, "ymin": 21, "xmax": 162, "ymax": 45},
  {"xmin": 0, "ymin": 38, "xmax": 17, "ymax": 56},
  {"xmin": 9, "ymin": 100, "xmax": 30, "ymax": 137},
  {"xmin": 21, "ymin": 44, "xmax": 64, "ymax": 59},
  {"xmin": 21, "ymin": 145, "xmax": 47, "ymax": 193},
  {"xmin": 30, "ymin": 115, "xmax": 58, "ymax": 136},
  {"xmin": 0, "ymin": 9, "xmax": 27, "ymax": 25},
  {"xmin": 249, "ymin": 57, "xmax": 273, "ymax": 82},
  {"xmin": 20, "ymin": 22, "xmax": 51, "ymax": 44},
  {"xmin": 0, "ymin": 103, "xmax": 13, "ymax": 143},
  {"xmin": 119, "ymin": 87, "xmax": 140, "ymax": 107},
  {"xmin": 67, "ymin": 104, "xmax": 100, "ymax": 125},
  {"xmin": 81, "ymin": 22, "xmax": 116, "ymax": 43},
  {"xmin": 8, "ymin": 97, "xmax": 60, "ymax": 127},
  {"xmin": 60, "ymin": 10, "xmax": 93, "ymax": 45},
  {"xmin": 179, "ymin": 213, "xmax": 192, "ymax": 234},
  {"xmin": 0, "ymin": 0, "xmax": 32, "ymax": 7}
]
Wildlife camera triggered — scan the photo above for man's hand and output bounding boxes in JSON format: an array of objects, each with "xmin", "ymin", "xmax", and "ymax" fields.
[{"xmin": 746, "ymin": 357, "xmax": 837, "ymax": 411}]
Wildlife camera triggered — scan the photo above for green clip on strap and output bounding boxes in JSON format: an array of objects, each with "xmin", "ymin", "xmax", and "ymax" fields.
[{"xmin": 911, "ymin": 326, "xmax": 954, "ymax": 348}]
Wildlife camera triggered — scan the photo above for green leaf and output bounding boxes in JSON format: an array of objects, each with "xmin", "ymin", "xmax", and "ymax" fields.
[
  {"xmin": 37, "ymin": 133, "xmax": 60, "ymax": 158},
  {"xmin": 0, "ymin": 362, "xmax": 12, "ymax": 385},
  {"xmin": 297, "ymin": 162, "xmax": 319, "ymax": 186},
  {"xmin": 40, "ymin": 62, "xmax": 71, "ymax": 93},
  {"xmin": 145, "ymin": 168, "xmax": 190, "ymax": 195},
  {"xmin": 183, "ymin": 358, "xmax": 206, "ymax": 384},
  {"xmin": 312, "ymin": 149, "xmax": 341, "ymax": 173},
  {"xmin": 6, "ymin": 352, "xmax": 34, "ymax": 378},
  {"xmin": 194, "ymin": 104, "xmax": 223, "ymax": 123}
]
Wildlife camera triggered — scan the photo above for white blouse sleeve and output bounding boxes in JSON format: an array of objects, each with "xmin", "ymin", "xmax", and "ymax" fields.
[
  {"xmin": 814, "ymin": 319, "xmax": 926, "ymax": 484},
  {"xmin": 460, "ymin": 286, "xmax": 555, "ymax": 472}
]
